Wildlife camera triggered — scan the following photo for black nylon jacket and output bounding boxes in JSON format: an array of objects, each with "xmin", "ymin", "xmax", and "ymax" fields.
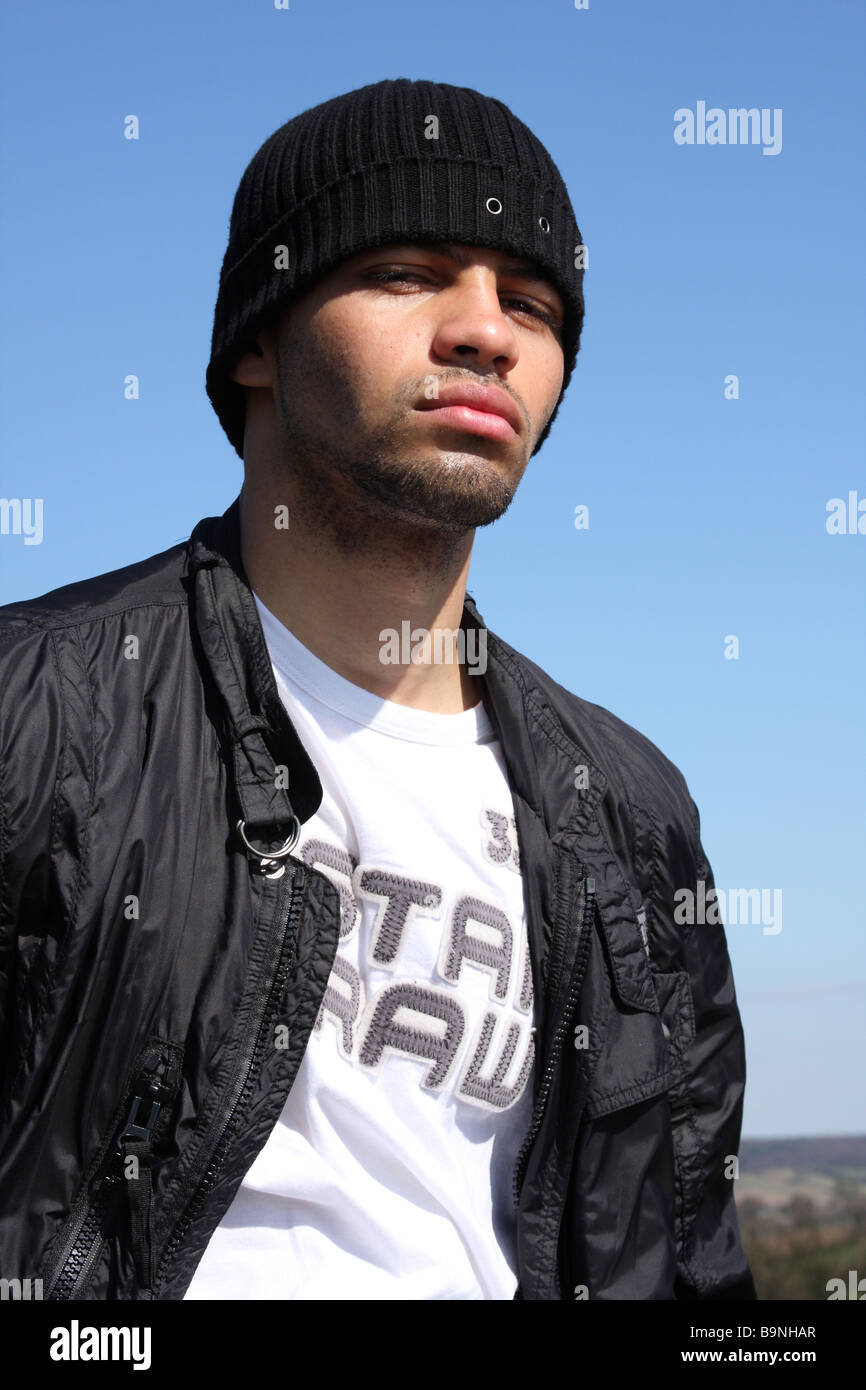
[{"xmin": 0, "ymin": 495, "xmax": 756, "ymax": 1301}]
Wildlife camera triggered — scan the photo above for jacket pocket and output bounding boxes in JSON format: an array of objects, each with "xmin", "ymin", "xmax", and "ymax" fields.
[
  {"xmin": 583, "ymin": 899, "xmax": 675, "ymax": 1119},
  {"xmin": 635, "ymin": 902, "xmax": 697, "ymax": 1078},
  {"xmin": 649, "ymin": 969, "xmax": 696, "ymax": 1058}
]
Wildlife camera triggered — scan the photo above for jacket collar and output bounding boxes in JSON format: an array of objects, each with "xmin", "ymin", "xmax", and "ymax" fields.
[
  {"xmin": 184, "ymin": 489, "xmax": 611, "ymax": 843},
  {"xmin": 183, "ymin": 492, "xmax": 652, "ymax": 1011},
  {"xmin": 186, "ymin": 493, "xmax": 324, "ymax": 843}
]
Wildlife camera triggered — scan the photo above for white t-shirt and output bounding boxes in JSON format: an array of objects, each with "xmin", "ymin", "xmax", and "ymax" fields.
[{"xmin": 183, "ymin": 594, "xmax": 535, "ymax": 1300}]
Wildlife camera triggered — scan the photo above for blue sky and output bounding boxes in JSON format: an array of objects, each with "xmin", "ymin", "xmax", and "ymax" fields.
[{"xmin": 1, "ymin": 0, "xmax": 863, "ymax": 1138}]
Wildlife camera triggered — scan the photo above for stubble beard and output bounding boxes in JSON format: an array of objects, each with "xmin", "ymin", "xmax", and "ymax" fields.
[{"xmin": 271, "ymin": 337, "xmax": 528, "ymax": 555}]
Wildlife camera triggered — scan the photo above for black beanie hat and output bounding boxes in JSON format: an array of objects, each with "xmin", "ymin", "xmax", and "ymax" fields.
[{"xmin": 206, "ymin": 77, "xmax": 585, "ymax": 458}]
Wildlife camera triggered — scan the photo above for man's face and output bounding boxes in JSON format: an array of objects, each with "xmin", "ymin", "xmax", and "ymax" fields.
[{"xmin": 239, "ymin": 240, "xmax": 566, "ymax": 532}]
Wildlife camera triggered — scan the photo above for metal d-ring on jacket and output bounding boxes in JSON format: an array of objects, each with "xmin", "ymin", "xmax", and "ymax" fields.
[{"xmin": 0, "ymin": 495, "xmax": 756, "ymax": 1301}]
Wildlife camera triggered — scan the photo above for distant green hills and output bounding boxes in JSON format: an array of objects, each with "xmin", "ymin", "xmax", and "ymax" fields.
[
  {"xmin": 739, "ymin": 1134, "xmax": 866, "ymax": 1175},
  {"xmin": 736, "ymin": 1135, "xmax": 866, "ymax": 1215},
  {"xmin": 732, "ymin": 1136, "xmax": 866, "ymax": 1297}
]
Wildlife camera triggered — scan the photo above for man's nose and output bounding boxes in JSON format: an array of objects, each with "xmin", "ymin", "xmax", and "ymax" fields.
[{"xmin": 430, "ymin": 273, "xmax": 520, "ymax": 368}]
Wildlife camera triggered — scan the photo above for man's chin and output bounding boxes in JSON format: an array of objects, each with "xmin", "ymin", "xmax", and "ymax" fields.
[{"xmin": 356, "ymin": 463, "xmax": 516, "ymax": 530}]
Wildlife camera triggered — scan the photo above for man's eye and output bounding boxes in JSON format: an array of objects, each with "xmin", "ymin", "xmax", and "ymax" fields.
[
  {"xmin": 364, "ymin": 270, "xmax": 561, "ymax": 330},
  {"xmin": 364, "ymin": 269, "xmax": 429, "ymax": 286},
  {"xmin": 504, "ymin": 297, "xmax": 561, "ymax": 328}
]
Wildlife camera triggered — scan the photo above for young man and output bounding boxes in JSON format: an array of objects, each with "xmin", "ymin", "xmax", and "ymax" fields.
[{"xmin": 0, "ymin": 78, "xmax": 755, "ymax": 1301}]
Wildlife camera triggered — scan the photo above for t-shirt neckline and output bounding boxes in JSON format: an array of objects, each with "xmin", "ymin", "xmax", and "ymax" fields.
[{"xmin": 253, "ymin": 591, "xmax": 494, "ymax": 747}]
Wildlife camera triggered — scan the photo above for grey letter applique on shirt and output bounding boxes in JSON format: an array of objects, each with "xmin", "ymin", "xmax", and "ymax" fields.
[{"xmin": 358, "ymin": 982, "xmax": 465, "ymax": 1088}]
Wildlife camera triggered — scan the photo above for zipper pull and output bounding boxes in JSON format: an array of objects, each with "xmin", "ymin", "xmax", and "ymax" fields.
[
  {"xmin": 123, "ymin": 1138, "xmax": 155, "ymax": 1288},
  {"xmin": 118, "ymin": 1049, "xmax": 174, "ymax": 1289},
  {"xmin": 119, "ymin": 1093, "xmax": 163, "ymax": 1146},
  {"xmin": 117, "ymin": 1050, "xmax": 171, "ymax": 1149}
]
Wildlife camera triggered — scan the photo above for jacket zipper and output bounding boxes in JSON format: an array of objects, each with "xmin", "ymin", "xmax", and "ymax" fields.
[
  {"xmin": 512, "ymin": 874, "xmax": 597, "ymax": 1207},
  {"xmin": 44, "ymin": 1045, "xmax": 177, "ymax": 1300},
  {"xmin": 151, "ymin": 863, "xmax": 306, "ymax": 1295}
]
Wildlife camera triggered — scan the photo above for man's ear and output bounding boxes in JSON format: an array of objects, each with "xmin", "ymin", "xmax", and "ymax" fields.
[{"xmin": 230, "ymin": 336, "xmax": 271, "ymax": 388}]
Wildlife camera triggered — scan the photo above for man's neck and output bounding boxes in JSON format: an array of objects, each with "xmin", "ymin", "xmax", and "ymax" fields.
[{"xmin": 239, "ymin": 477, "xmax": 483, "ymax": 716}]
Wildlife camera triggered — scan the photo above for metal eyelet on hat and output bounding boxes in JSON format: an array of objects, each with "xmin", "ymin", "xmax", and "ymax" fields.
[
  {"xmin": 485, "ymin": 196, "xmax": 503, "ymax": 215},
  {"xmin": 538, "ymin": 215, "xmax": 551, "ymax": 234},
  {"xmin": 236, "ymin": 815, "xmax": 300, "ymax": 877}
]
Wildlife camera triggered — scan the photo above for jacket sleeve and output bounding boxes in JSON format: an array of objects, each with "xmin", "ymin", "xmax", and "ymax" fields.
[
  {"xmin": 651, "ymin": 779, "xmax": 757, "ymax": 1300},
  {"xmin": 0, "ymin": 620, "xmax": 66, "ymax": 1081}
]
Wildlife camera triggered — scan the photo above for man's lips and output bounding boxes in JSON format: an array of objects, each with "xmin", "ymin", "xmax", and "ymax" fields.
[
  {"xmin": 417, "ymin": 403, "xmax": 519, "ymax": 441},
  {"xmin": 415, "ymin": 382, "xmax": 522, "ymax": 440}
]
